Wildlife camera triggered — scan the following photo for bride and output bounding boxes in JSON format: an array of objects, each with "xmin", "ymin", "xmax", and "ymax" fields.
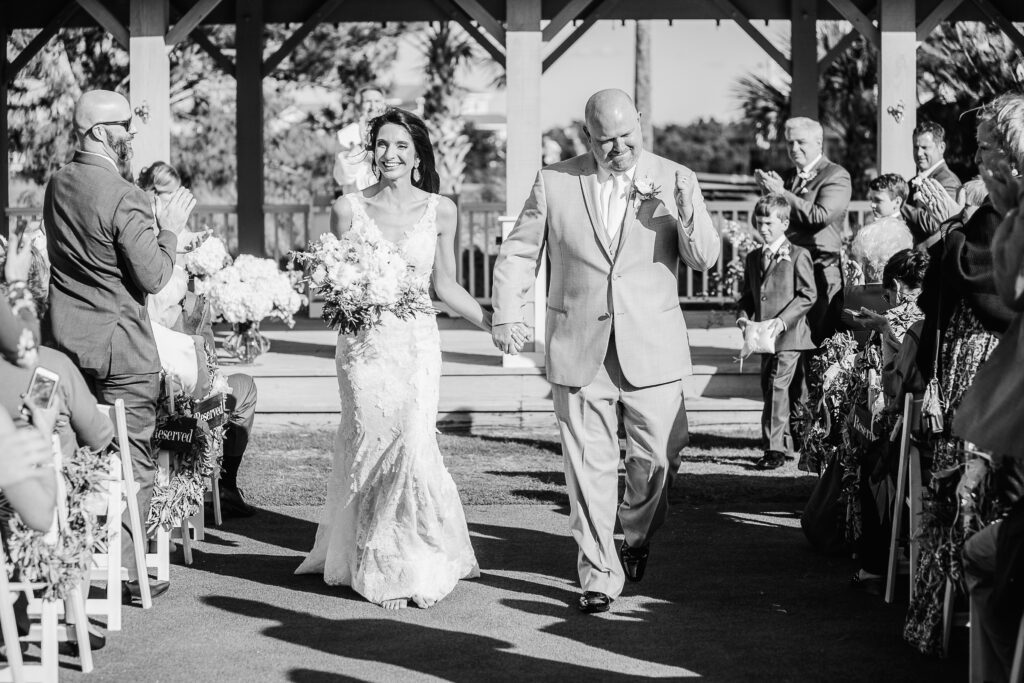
[{"xmin": 295, "ymin": 108, "xmax": 524, "ymax": 609}]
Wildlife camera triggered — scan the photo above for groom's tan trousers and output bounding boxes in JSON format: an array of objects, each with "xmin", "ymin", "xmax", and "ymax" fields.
[{"xmin": 551, "ymin": 335, "xmax": 689, "ymax": 599}]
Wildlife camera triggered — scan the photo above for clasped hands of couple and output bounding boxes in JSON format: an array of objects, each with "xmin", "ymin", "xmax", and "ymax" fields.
[{"xmin": 490, "ymin": 169, "xmax": 701, "ymax": 356}]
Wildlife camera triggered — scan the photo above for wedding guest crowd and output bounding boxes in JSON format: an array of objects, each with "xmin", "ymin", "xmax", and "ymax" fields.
[{"xmin": 757, "ymin": 97, "xmax": 1023, "ymax": 680}]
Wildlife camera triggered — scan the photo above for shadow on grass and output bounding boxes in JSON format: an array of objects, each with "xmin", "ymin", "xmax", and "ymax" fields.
[
  {"xmin": 197, "ymin": 499, "xmax": 967, "ymax": 683},
  {"xmin": 473, "ymin": 433, "xmax": 563, "ymax": 455},
  {"xmin": 205, "ymin": 595, "xmax": 651, "ymax": 682}
]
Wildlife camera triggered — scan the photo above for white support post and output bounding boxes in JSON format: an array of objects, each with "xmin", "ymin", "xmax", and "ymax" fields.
[
  {"xmin": 503, "ymin": 0, "xmax": 545, "ymax": 368},
  {"xmin": 129, "ymin": 0, "xmax": 171, "ymax": 178},
  {"xmin": 878, "ymin": 0, "xmax": 917, "ymax": 177}
]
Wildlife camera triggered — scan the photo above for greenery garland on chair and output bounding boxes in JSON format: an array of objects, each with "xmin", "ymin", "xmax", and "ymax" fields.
[
  {"xmin": 3, "ymin": 445, "xmax": 111, "ymax": 601},
  {"xmin": 792, "ymin": 333, "xmax": 859, "ymax": 476},
  {"xmin": 147, "ymin": 347, "xmax": 227, "ymax": 535}
]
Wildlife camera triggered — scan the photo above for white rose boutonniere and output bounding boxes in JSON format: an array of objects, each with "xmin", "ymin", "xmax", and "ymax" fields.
[
  {"xmin": 633, "ymin": 177, "xmax": 661, "ymax": 203},
  {"xmin": 777, "ymin": 244, "xmax": 792, "ymax": 262}
]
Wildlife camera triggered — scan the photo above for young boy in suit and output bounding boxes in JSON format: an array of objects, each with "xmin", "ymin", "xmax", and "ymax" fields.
[{"xmin": 738, "ymin": 194, "xmax": 817, "ymax": 470}]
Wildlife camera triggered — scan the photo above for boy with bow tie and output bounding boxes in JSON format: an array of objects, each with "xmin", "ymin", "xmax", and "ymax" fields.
[{"xmin": 737, "ymin": 194, "xmax": 817, "ymax": 470}]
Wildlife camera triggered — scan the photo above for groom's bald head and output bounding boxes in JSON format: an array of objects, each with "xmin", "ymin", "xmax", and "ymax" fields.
[{"xmin": 583, "ymin": 89, "xmax": 642, "ymax": 173}]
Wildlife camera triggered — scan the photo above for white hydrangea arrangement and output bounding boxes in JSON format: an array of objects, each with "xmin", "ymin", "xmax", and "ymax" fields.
[
  {"xmin": 206, "ymin": 254, "xmax": 305, "ymax": 327},
  {"xmin": 182, "ymin": 233, "xmax": 232, "ymax": 278}
]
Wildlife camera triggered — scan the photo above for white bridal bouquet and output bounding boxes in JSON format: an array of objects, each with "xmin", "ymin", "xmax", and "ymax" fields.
[
  {"xmin": 206, "ymin": 255, "xmax": 305, "ymax": 327},
  {"xmin": 292, "ymin": 230, "xmax": 433, "ymax": 335}
]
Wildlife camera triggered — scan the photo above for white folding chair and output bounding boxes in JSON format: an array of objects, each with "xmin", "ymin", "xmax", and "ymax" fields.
[
  {"xmin": 16, "ymin": 437, "xmax": 94, "ymax": 680},
  {"xmin": 95, "ymin": 400, "xmax": 152, "ymax": 609},
  {"xmin": 0, "ymin": 539, "xmax": 29, "ymax": 683},
  {"xmin": 885, "ymin": 393, "xmax": 924, "ymax": 604}
]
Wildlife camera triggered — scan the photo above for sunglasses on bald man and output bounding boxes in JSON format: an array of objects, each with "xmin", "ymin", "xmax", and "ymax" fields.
[{"xmin": 92, "ymin": 117, "xmax": 132, "ymax": 131}]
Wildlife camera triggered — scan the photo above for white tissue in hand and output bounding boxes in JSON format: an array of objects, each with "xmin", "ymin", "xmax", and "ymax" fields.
[{"xmin": 739, "ymin": 320, "xmax": 778, "ymax": 359}]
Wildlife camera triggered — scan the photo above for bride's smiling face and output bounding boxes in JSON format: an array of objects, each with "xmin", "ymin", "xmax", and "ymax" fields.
[{"xmin": 374, "ymin": 123, "xmax": 418, "ymax": 182}]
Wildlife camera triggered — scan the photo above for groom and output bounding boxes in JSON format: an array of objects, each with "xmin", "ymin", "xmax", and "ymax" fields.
[{"xmin": 491, "ymin": 89, "xmax": 721, "ymax": 613}]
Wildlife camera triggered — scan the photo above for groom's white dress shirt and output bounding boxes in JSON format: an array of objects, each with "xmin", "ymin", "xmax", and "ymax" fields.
[{"xmin": 595, "ymin": 164, "xmax": 637, "ymax": 242}]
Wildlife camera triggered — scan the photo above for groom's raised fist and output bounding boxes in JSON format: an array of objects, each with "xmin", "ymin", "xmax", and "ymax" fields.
[{"xmin": 673, "ymin": 169, "xmax": 696, "ymax": 225}]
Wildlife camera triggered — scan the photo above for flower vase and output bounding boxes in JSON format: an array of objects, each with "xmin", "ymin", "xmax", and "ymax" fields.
[{"xmin": 224, "ymin": 321, "xmax": 271, "ymax": 364}]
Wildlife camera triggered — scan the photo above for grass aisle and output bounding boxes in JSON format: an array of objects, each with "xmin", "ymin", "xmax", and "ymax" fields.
[{"xmin": 242, "ymin": 425, "xmax": 816, "ymax": 508}]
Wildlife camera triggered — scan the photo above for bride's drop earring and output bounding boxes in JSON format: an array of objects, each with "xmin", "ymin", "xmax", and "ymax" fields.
[{"xmin": 412, "ymin": 164, "xmax": 421, "ymax": 184}]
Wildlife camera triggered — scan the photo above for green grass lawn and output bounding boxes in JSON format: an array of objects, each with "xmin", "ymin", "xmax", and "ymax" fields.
[{"xmin": 240, "ymin": 425, "xmax": 817, "ymax": 507}]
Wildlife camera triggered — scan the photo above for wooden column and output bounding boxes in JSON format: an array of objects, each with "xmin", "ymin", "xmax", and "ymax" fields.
[
  {"xmin": 1, "ymin": 16, "xmax": 9, "ymax": 236},
  {"xmin": 129, "ymin": 0, "xmax": 171, "ymax": 179},
  {"xmin": 878, "ymin": 0, "xmax": 916, "ymax": 177},
  {"xmin": 504, "ymin": 0, "xmax": 544, "ymax": 366},
  {"xmin": 636, "ymin": 20, "xmax": 653, "ymax": 152},
  {"xmin": 236, "ymin": 0, "xmax": 264, "ymax": 256},
  {"xmin": 789, "ymin": 0, "xmax": 818, "ymax": 119}
]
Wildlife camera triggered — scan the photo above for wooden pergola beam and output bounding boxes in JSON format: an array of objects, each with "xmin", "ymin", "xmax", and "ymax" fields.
[
  {"xmin": 451, "ymin": 0, "xmax": 505, "ymax": 46},
  {"xmin": 542, "ymin": 0, "xmax": 593, "ymax": 42},
  {"xmin": 431, "ymin": 0, "xmax": 506, "ymax": 67},
  {"xmin": 707, "ymin": 0, "xmax": 791, "ymax": 74},
  {"xmin": 191, "ymin": 27, "xmax": 235, "ymax": 76},
  {"xmin": 8, "ymin": 1, "xmax": 81, "ymax": 80},
  {"xmin": 262, "ymin": 0, "xmax": 348, "ymax": 76},
  {"xmin": 542, "ymin": 0, "xmax": 622, "ymax": 73},
  {"xmin": 166, "ymin": 0, "xmax": 224, "ymax": 46},
  {"xmin": 817, "ymin": 3, "xmax": 877, "ymax": 75},
  {"xmin": 76, "ymin": 0, "xmax": 130, "ymax": 50},
  {"xmin": 916, "ymin": 0, "xmax": 964, "ymax": 40},
  {"xmin": 825, "ymin": 0, "xmax": 880, "ymax": 48},
  {"xmin": 971, "ymin": 0, "xmax": 1024, "ymax": 53},
  {"xmin": 818, "ymin": 28, "xmax": 858, "ymax": 76}
]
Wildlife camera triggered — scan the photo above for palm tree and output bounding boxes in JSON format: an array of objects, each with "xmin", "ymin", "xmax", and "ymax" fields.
[
  {"xmin": 635, "ymin": 20, "xmax": 653, "ymax": 152},
  {"xmin": 419, "ymin": 23, "xmax": 476, "ymax": 196},
  {"xmin": 732, "ymin": 24, "xmax": 877, "ymax": 195},
  {"xmin": 733, "ymin": 21, "xmax": 1024, "ymax": 193}
]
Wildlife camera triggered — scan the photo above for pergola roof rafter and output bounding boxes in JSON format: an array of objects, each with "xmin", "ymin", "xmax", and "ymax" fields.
[
  {"xmin": 428, "ymin": 0, "xmax": 506, "ymax": 67},
  {"xmin": 170, "ymin": 0, "xmax": 235, "ymax": 76},
  {"xmin": 705, "ymin": 0, "xmax": 791, "ymax": 74},
  {"xmin": 971, "ymin": 0, "xmax": 1024, "ymax": 53},
  {"xmin": 450, "ymin": 0, "xmax": 505, "ymax": 45},
  {"xmin": 76, "ymin": 0, "xmax": 129, "ymax": 49},
  {"xmin": 916, "ymin": 0, "xmax": 965, "ymax": 39},
  {"xmin": 7, "ymin": 1, "xmax": 81, "ymax": 82},
  {"xmin": 542, "ymin": 0, "xmax": 624, "ymax": 73},
  {"xmin": 165, "ymin": 0, "xmax": 223, "ymax": 45},
  {"xmin": 262, "ymin": 0, "xmax": 348, "ymax": 76},
  {"xmin": 825, "ymin": 0, "xmax": 879, "ymax": 47}
]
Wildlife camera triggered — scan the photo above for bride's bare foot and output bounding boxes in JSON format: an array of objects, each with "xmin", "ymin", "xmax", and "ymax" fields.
[
  {"xmin": 380, "ymin": 598, "xmax": 409, "ymax": 610},
  {"xmin": 412, "ymin": 596, "xmax": 436, "ymax": 609}
]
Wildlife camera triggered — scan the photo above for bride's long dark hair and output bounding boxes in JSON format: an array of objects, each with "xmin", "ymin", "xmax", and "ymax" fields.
[{"xmin": 366, "ymin": 108, "xmax": 441, "ymax": 194}]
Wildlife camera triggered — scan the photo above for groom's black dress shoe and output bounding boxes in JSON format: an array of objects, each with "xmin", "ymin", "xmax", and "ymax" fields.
[
  {"xmin": 122, "ymin": 578, "xmax": 170, "ymax": 603},
  {"xmin": 754, "ymin": 451, "xmax": 787, "ymax": 470},
  {"xmin": 578, "ymin": 591, "xmax": 613, "ymax": 614},
  {"xmin": 620, "ymin": 541, "xmax": 650, "ymax": 582}
]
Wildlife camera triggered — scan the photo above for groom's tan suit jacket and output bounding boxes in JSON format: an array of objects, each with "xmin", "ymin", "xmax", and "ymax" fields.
[{"xmin": 493, "ymin": 152, "xmax": 721, "ymax": 388}]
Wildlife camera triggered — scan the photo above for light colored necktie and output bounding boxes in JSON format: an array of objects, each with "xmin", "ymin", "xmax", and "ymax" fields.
[{"xmin": 605, "ymin": 174, "xmax": 628, "ymax": 239}]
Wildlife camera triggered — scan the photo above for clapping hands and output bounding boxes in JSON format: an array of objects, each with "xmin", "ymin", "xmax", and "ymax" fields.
[
  {"xmin": 753, "ymin": 169, "xmax": 785, "ymax": 194},
  {"xmin": 156, "ymin": 187, "xmax": 197, "ymax": 235},
  {"xmin": 917, "ymin": 177, "xmax": 962, "ymax": 222},
  {"xmin": 491, "ymin": 322, "xmax": 531, "ymax": 355}
]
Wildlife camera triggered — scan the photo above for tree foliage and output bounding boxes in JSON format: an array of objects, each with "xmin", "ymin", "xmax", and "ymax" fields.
[
  {"xmin": 7, "ymin": 23, "xmax": 402, "ymax": 204},
  {"xmin": 732, "ymin": 21, "xmax": 1024, "ymax": 196},
  {"xmin": 418, "ymin": 23, "xmax": 476, "ymax": 196}
]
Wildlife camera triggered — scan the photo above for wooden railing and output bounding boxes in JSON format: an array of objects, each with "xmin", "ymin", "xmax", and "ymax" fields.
[{"xmin": 6, "ymin": 199, "xmax": 872, "ymax": 304}]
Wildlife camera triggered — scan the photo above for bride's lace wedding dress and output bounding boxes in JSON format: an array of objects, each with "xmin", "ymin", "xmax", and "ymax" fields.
[{"xmin": 295, "ymin": 193, "xmax": 479, "ymax": 606}]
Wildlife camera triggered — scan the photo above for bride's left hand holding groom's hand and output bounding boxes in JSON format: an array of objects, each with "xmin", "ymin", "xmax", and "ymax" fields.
[{"xmin": 491, "ymin": 322, "xmax": 530, "ymax": 355}]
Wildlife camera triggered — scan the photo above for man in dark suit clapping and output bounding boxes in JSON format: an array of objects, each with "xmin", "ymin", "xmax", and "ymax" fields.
[
  {"xmin": 43, "ymin": 90, "xmax": 195, "ymax": 599},
  {"xmin": 902, "ymin": 121, "xmax": 962, "ymax": 246},
  {"xmin": 754, "ymin": 117, "xmax": 852, "ymax": 346}
]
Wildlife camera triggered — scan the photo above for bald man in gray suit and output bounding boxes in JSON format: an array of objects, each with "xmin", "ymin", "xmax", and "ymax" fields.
[{"xmin": 491, "ymin": 90, "xmax": 721, "ymax": 613}]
